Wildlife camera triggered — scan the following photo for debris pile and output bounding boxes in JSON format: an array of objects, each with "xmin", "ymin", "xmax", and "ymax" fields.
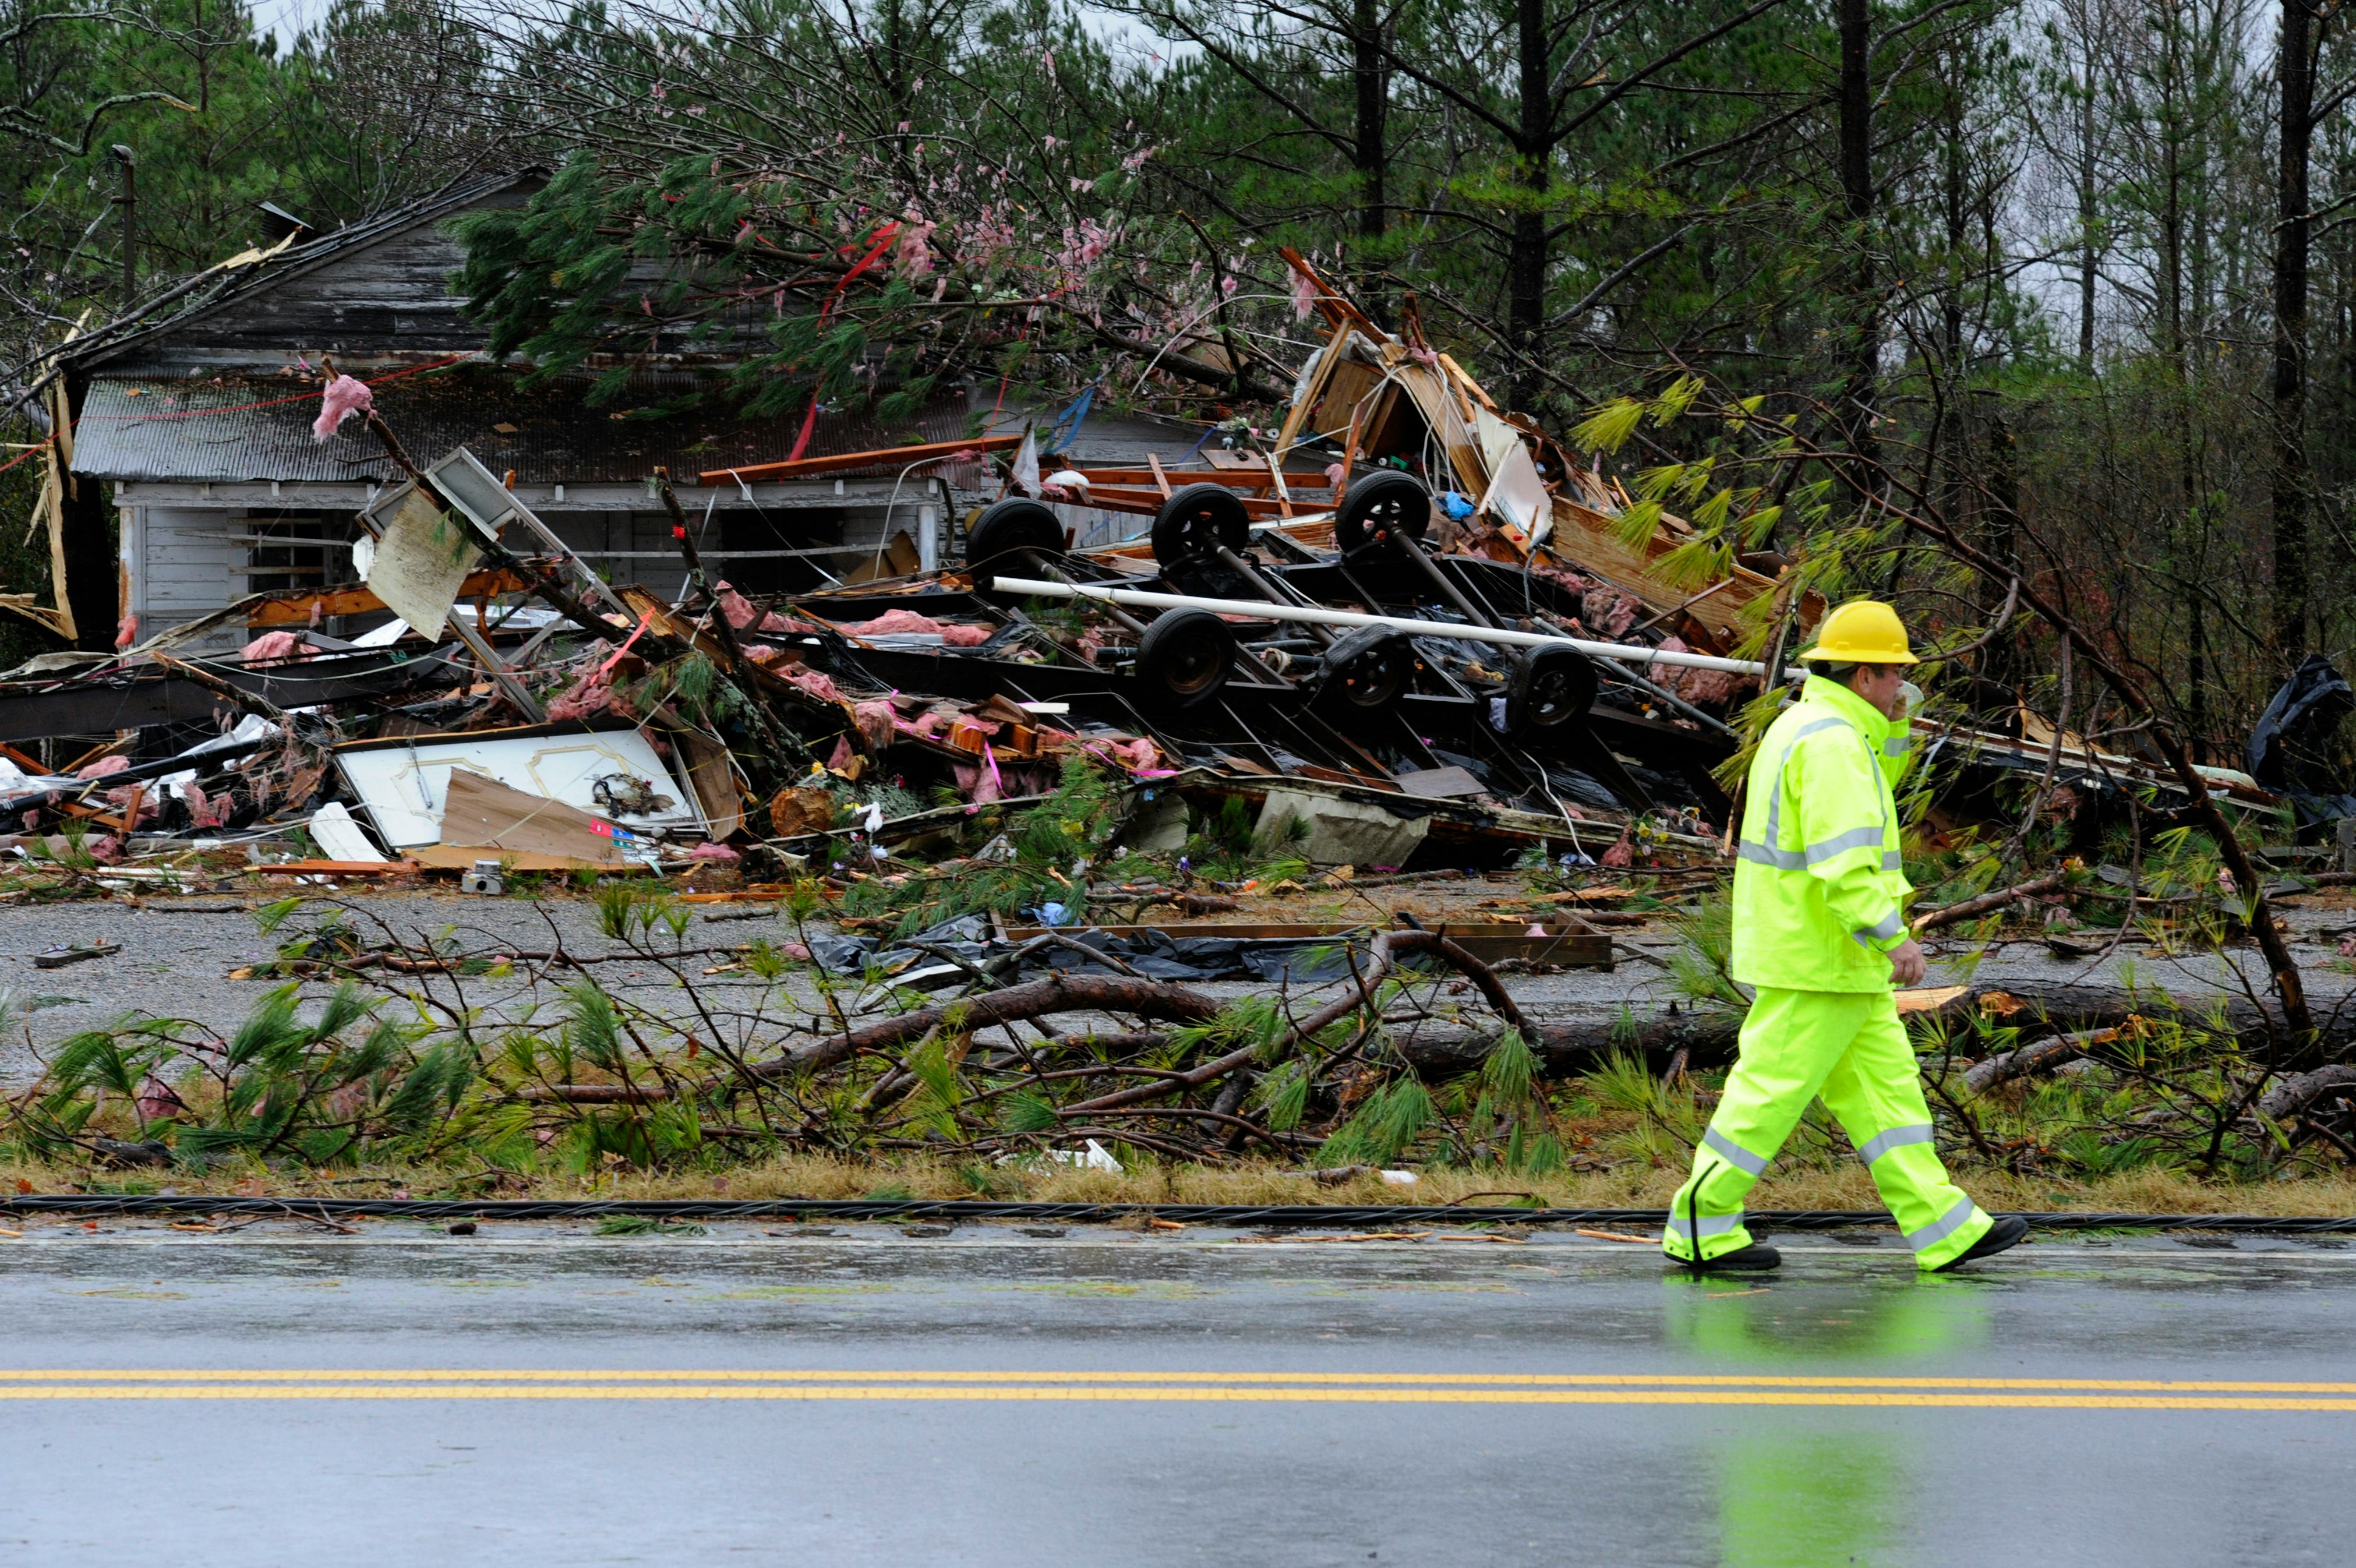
[{"xmin": 0, "ymin": 250, "xmax": 2329, "ymax": 929}]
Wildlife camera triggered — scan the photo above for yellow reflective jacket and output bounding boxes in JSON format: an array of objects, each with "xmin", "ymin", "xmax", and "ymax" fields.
[{"xmin": 1730, "ymin": 676, "xmax": 1913, "ymax": 992}]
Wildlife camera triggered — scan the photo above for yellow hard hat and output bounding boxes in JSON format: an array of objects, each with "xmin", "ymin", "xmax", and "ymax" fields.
[{"xmin": 1797, "ymin": 599, "xmax": 1916, "ymax": 665}]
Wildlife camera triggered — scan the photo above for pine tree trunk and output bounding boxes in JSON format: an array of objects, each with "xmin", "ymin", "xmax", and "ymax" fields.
[
  {"xmin": 1507, "ymin": 0, "xmax": 1550, "ymax": 407},
  {"xmin": 2273, "ymin": 0, "xmax": 2315, "ymax": 656},
  {"xmin": 1837, "ymin": 0, "xmax": 1878, "ymax": 476}
]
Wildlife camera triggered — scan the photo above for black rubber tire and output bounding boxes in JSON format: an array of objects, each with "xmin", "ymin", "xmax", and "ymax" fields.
[
  {"xmin": 1504, "ymin": 646, "xmax": 1598, "ymax": 736},
  {"xmin": 1150, "ymin": 482, "xmax": 1251, "ymax": 567},
  {"xmin": 1334, "ymin": 471, "xmax": 1432, "ymax": 555},
  {"xmin": 1134, "ymin": 609, "xmax": 1237, "ymax": 712},
  {"xmin": 1318, "ymin": 625, "xmax": 1417, "ymax": 712},
  {"xmin": 963, "ymin": 498, "xmax": 1065, "ymax": 589}
]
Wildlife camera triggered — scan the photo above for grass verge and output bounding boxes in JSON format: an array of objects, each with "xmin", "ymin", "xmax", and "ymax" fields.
[{"xmin": 9, "ymin": 1153, "xmax": 2356, "ymax": 1217}]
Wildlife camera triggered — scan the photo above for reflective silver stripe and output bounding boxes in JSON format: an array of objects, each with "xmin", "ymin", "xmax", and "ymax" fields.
[
  {"xmin": 1904, "ymin": 1196, "xmax": 1979, "ymax": 1252},
  {"xmin": 1857, "ymin": 1123, "xmax": 1933, "ymax": 1165},
  {"xmin": 1884, "ymin": 734, "xmax": 1910, "ymax": 758},
  {"xmin": 1802, "ymin": 824, "xmax": 1886, "ymax": 865},
  {"xmin": 1664, "ymin": 1210, "xmax": 1745, "ymax": 1240},
  {"xmin": 1857, "ymin": 908, "xmax": 1905, "ymax": 942},
  {"xmin": 1745, "ymin": 831, "xmax": 1895, "ymax": 871},
  {"xmin": 1702, "ymin": 1127, "xmax": 1768, "ymax": 1177},
  {"xmin": 1756, "ymin": 715, "xmax": 1855, "ymax": 852},
  {"xmin": 1743, "ymin": 712, "xmax": 1896, "ymax": 873}
]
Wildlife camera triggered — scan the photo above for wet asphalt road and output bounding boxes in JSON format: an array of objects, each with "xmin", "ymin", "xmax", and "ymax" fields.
[{"xmin": 3, "ymin": 1223, "xmax": 2354, "ymax": 1565}]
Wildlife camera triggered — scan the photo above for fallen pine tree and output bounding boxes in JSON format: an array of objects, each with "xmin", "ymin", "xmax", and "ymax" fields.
[{"xmin": 9, "ymin": 893, "xmax": 2354, "ymax": 1182}]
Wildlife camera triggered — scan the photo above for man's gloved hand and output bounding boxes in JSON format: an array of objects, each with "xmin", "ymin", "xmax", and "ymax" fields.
[{"xmin": 1885, "ymin": 938, "xmax": 1927, "ymax": 987}]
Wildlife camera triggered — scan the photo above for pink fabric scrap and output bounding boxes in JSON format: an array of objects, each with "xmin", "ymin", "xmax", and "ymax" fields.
[
  {"xmin": 841, "ymin": 608, "xmax": 992, "ymax": 647},
  {"xmin": 240, "ymin": 630, "xmax": 312, "ymax": 664},
  {"xmin": 1291, "ymin": 268, "xmax": 1321, "ymax": 321},
  {"xmin": 312, "ymin": 374, "xmax": 374, "ymax": 442},
  {"xmin": 135, "ymin": 1075, "xmax": 186, "ymax": 1122}
]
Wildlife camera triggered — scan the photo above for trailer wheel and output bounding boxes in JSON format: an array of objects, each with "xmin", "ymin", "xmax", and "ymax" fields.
[
  {"xmin": 1150, "ymin": 483, "xmax": 1251, "ymax": 566},
  {"xmin": 1504, "ymin": 646, "xmax": 1598, "ymax": 736},
  {"xmin": 1334, "ymin": 471, "xmax": 1432, "ymax": 555},
  {"xmin": 966, "ymin": 497, "xmax": 1065, "ymax": 564},
  {"xmin": 963, "ymin": 498, "xmax": 1065, "ymax": 592},
  {"xmin": 1318, "ymin": 624, "xmax": 1416, "ymax": 712},
  {"xmin": 1135, "ymin": 609, "xmax": 1237, "ymax": 711}
]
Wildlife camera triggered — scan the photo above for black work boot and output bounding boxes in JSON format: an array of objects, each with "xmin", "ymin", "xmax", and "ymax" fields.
[
  {"xmin": 1670, "ymin": 1242, "xmax": 1781, "ymax": 1273},
  {"xmin": 1931, "ymin": 1214, "xmax": 2029, "ymax": 1272}
]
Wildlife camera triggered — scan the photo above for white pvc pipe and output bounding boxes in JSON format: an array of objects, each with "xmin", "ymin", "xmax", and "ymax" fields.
[{"xmin": 991, "ymin": 576, "xmax": 1791, "ymax": 678}]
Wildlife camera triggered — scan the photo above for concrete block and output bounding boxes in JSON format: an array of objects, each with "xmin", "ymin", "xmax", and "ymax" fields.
[{"xmin": 1252, "ymin": 789, "xmax": 1430, "ymax": 867}]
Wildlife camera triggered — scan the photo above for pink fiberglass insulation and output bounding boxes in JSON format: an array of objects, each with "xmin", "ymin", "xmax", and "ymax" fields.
[
  {"xmin": 180, "ymin": 782, "xmax": 230, "ymax": 829},
  {"xmin": 841, "ymin": 608, "xmax": 993, "ymax": 647},
  {"xmin": 546, "ymin": 663, "xmax": 619, "ymax": 721},
  {"xmin": 717, "ymin": 584, "xmax": 795, "ymax": 634},
  {"xmin": 241, "ymin": 630, "xmax": 312, "ymax": 663},
  {"xmin": 852, "ymin": 700, "xmax": 899, "ymax": 750},
  {"xmin": 312, "ymin": 375, "xmax": 375, "ymax": 442},
  {"xmin": 779, "ymin": 666, "xmax": 843, "ymax": 704}
]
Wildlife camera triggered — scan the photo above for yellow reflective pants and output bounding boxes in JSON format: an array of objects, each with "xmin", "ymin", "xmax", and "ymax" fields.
[{"xmin": 1663, "ymin": 987, "xmax": 1992, "ymax": 1270}]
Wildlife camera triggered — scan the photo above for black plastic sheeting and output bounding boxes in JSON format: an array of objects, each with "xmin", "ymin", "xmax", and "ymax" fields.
[
  {"xmin": 6, "ymin": 1195, "xmax": 2354, "ymax": 1231},
  {"xmin": 811, "ymin": 916, "xmax": 1364, "ymax": 987},
  {"xmin": 2247, "ymin": 654, "xmax": 2356, "ymax": 827}
]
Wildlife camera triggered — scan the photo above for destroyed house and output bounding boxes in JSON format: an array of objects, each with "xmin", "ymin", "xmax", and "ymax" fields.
[{"xmin": 56, "ymin": 172, "xmax": 974, "ymax": 651}]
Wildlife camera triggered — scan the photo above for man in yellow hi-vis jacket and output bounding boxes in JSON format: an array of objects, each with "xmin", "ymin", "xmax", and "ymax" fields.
[{"xmin": 1663, "ymin": 601, "xmax": 2028, "ymax": 1273}]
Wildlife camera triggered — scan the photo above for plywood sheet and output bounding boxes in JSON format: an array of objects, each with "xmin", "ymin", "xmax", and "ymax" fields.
[
  {"xmin": 335, "ymin": 725, "xmax": 701, "ymax": 847},
  {"xmin": 437, "ymin": 767, "xmax": 631, "ymax": 863},
  {"xmin": 365, "ymin": 486, "xmax": 479, "ymax": 641}
]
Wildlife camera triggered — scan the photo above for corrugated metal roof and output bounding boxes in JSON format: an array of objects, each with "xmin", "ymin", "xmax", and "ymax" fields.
[{"xmin": 72, "ymin": 364, "xmax": 974, "ymax": 485}]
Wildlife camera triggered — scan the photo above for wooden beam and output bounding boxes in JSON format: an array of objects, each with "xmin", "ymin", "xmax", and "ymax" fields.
[
  {"xmin": 1073, "ymin": 467, "xmax": 1280, "ymax": 492},
  {"xmin": 695, "ymin": 433, "xmax": 1023, "ymax": 488},
  {"xmin": 1081, "ymin": 485, "xmax": 1297, "ymax": 520},
  {"xmin": 1264, "ymin": 451, "xmax": 1293, "ymax": 518},
  {"xmin": 246, "ymin": 568, "xmax": 534, "ymax": 627}
]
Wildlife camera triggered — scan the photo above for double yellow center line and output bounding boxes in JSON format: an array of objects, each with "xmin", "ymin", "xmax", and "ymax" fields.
[{"xmin": 2, "ymin": 1369, "xmax": 2352, "ymax": 1411}]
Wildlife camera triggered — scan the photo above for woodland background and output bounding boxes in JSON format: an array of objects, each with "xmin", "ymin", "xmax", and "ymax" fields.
[{"xmin": 4, "ymin": 0, "xmax": 2354, "ymax": 761}]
